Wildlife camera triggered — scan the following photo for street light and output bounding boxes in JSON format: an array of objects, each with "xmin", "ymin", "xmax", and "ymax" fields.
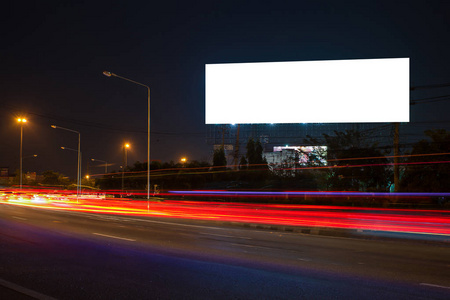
[
  {"xmin": 53, "ymin": 125, "xmax": 81, "ymax": 200},
  {"xmin": 17, "ymin": 118, "xmax": 27, "ymax": 189},
  {"xmin": 181, "ymin": 157, "xmax": 187, "ymax": 168},
  {"xmin": 91, "ymin": 158, "xmax": 108, "ymax": 174},
  {"xmin": 103, "ymin": 71, "xmax": 151, "ymax": 205},
  {"xmin": 122, "ymin": 143, "xmax": 130, "ymax": 196}
]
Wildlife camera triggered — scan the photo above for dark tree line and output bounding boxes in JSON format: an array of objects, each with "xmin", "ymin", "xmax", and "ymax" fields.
[
  {"xmin": 90, "ymin": 129, "xmax": 450, "ymax": 194},
  {"xmin": 400, "ymin": 129, "xmax": 450, "ymax": 192},
  {"xmin": 303, "ymin": 130, "xmax": 391, "ymax": 192}
]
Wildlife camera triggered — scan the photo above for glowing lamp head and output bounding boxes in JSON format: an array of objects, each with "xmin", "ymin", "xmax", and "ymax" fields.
[
  {"xmin": 86, "ymin": 175, "xmax": 90, "ymax": 179},
  {"xmin": 125, "ymin": 143, "xmax": 130, "ymax": 148},
  {"xmin": 181, "ymin": 157, "xmax": 187, "ymax": 163},
  {"xmin": 17, "ymin": 118, "xmax": 27, "ymax": 123},
  {"xmin": 103, "ymin": 71, "xmax": 112, "ymax": 77},
  {"xmin": 51, "ymin": 125, "xmax": 56, "ymax": 128}
]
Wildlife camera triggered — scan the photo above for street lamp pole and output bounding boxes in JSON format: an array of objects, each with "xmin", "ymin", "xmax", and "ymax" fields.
[
  {"xmin": 122, "ymin": 143, "xmax": 130, "ymax": 197},
  {"xmin": 52, "ymin": 125, "xmax": 81, "ymax": 200},
  {"xmin": 20, "ymin": 123, "xmax": 22, "ymax": 189},
  {"xmin": 17, "ymin": 118, "xmax": 27, "ymax": 189},
  {"xmin": 61, "ymin": 147, "xmax": 81, "ymax": 203},
  {"xmin": 61, "ymin": 147, "xmax": 82, "ymax": 201},
  {"xmin": 103, "ymin": 71, "xmax": 151, "ymax": 206}
]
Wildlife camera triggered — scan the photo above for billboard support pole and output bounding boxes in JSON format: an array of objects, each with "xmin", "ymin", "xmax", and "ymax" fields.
[
  {"xmin": 394, "ymin": 122, "xmax": 400, "ymax": 192},
  {"xmin": 234, "ymin": 124, "xmax": 240, "ymax": 169}
]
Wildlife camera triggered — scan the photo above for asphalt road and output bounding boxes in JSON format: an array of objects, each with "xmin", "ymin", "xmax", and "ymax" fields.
[{"xmin": 0, "ymin": 203, "xmax": 449, "ymax": 299}]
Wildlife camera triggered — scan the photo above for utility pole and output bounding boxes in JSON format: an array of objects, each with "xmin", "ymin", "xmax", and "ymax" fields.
[
  {"xmin": 391, "ymin": 82, "xmax": 450, "ymax": 192},
  {"xmin": 398, "ymin": 82, "xmax": 450, "ymax": 191},
  {"xmin": 234, "ymin": 124, "xmax": 240, "ymax": 169},
  {"xmin": 393, "ymin": 122, "xmax": 400, "ymax": 192},
  {"xmin": 221, "ymin": 125, "xmax": 226, "ymax": 148}
]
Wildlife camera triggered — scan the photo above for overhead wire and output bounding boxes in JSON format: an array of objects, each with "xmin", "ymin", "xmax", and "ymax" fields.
[{"xmin": 0, "ymin": 102, "xmax": 206, "ymax": 137}]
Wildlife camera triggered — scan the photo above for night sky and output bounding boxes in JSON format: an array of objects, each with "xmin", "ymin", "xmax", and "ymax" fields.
[{"xmin": 1, "ymin": 0, "xmax": 449, "ymax": 180}]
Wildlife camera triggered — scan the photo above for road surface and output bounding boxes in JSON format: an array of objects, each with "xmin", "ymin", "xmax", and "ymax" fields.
[{"xmin": 1, "ymin": 203, "xmax": 449, "ymax": 299}]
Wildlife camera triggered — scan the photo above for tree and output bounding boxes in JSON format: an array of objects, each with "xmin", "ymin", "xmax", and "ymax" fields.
[
  {"xmin": 255, "ymin": 140, "xmax": 265, "ymax": 166},
  {"xmin": 304, "ymin": 130, "xmax": 390, "ymax": 191},
  {"xmin": 400, "ymin": 129, "xmax": 450, "ymax": 192},
  {"xmin": 246, "ymin": 138, "xmax": 267, "ymax": 166},
  {"xmin": 243, "ymin": 138, "xmax": 269, "ymax": 185},
  {"xmin": 213, "ymin": 147, "xmax": 227, "ymax": 169},
  {"xmin": 246, "ymin": 138, "xmax": 256, "ymax": 165},
  {"xmin": 239, "ymin": 156, "xmax": 248, "ymax": 170},
  {"xmin": 96, "ymin": 159, "xmax": 213, "ymax": 192},
  {"xmin": 41, "ymin": 170, "xmax": 70, "ymax": 187}
]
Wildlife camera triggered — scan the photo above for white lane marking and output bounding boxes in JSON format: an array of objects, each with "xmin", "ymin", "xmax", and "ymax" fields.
[
  {"xmin": 125, "ymin": 218, "xmax": 228, "ymax": 230},
  {"xmin": 12, "ymin": 216, "xmax": 27, "ymax": 220},
  {"xmin": 92, "ymin": 233, "xmax": 136, "ymax": 241},
  {"xmin": 200, "ymin": 232, "xmax": 252, "ymax": 240},
  {"xmin": 297, "ymin": 258, "xmax": 312, "ymax": 262},
  {"xmin": 0, "ymin": 278, "xmax": 57, "ymax": 300},
  {"xmin": 230, "ymin": 243, "xmax": 274, "ymax": 250},
  {"xmin": 65, "ymin": 211, "xmax": 228, "ymax": 231},
  {"xmin": 420, "ymin": 283, "xmax": 450, "ymax": 290}
]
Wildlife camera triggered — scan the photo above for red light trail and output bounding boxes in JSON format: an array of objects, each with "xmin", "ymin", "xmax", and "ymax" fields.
[{"xmin": 1, "ymin": 189, "xmax": 449, "ymax": 237}]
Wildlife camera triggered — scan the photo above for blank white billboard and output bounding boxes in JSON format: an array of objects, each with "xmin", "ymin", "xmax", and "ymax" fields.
[{"xmin": 205, "ymin": 58, "xmax": 409, "ymax": 124}]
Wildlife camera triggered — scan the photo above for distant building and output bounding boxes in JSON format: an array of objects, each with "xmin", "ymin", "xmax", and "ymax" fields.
[
  {"xmin": 0, "ymin": 167, "xmax": 9, "ymax": 186},
  {"xmin": 0, "ymin": 167, "xmax": 8, "ymax": 177},
  {"xmin": 264, "ymin": 146, "xmax": 327, "ymax": 177}
]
